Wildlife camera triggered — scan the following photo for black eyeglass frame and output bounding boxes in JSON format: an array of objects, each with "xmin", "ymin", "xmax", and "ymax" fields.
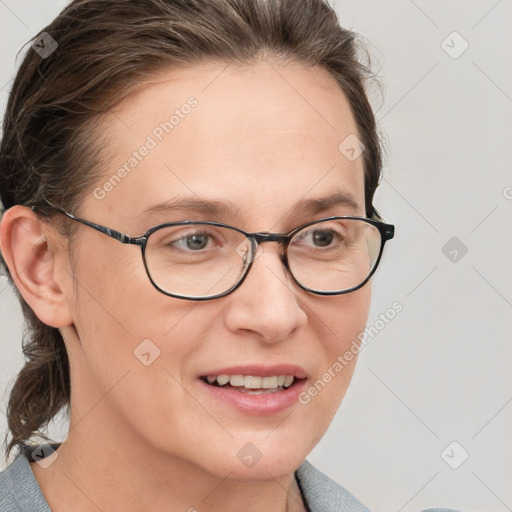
[{"xmin": 32, "ymin": 205, "xmax": 395, "ymax": 301}]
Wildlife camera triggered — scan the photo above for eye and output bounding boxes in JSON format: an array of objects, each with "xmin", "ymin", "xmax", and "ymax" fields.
[
  {"xmin": 310, "ymin": 229, "xmax": 335, "ymax": 247},
  {"xmin": 170, "ymin": 230, "xmax": 216, "ymax": 251},
  {"xmin": 294, "ymin": 227, "xmax": 344, "ymax": 249}
]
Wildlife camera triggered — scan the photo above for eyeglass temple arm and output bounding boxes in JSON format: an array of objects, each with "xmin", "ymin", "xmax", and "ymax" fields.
[
  {"xmin": 31, "ymin": 205, "xmax": 144, "ymax": 245},
  {"xmin": 370, "ymin": 206, "xmax": 395, "ymax": 240},
  {"xmin": 370, "ymin": 206, "xmax": 383, "ymax": 220}
]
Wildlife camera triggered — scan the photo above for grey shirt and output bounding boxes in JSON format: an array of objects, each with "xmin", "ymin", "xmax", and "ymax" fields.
[{"xmin": 0, "ymin": 444, "xmax": 370, "ymax": 511}]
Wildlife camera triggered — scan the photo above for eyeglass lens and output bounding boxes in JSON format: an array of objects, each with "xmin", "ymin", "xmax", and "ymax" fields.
[{"xmin": 144, "ymin": 218, "xmax": 382, "ymax": 299}]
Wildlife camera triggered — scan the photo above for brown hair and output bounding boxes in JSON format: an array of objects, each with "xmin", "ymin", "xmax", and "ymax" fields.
[{"xmin": 0, "ymin": 0, "xmax": 383, "ymax": 459}]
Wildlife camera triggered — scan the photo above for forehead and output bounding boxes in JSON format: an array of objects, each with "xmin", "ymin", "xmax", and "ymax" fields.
[{"xmin": 91, "ymin": 60, "xmax": 365, "ymax": 228}]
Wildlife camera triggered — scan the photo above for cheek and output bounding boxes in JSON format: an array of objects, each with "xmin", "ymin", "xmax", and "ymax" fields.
[
  {"xmin": 69, "ymin": 240, "xmax": 224, "ymax": 395},
  {"xmin": 309, "ymin": 281, "xmax": 371, "ymax": 358},
  {"xmin": 298, "ymin": 284, "xmax": 371, "ymax": 437},
  {"xmin": 69, "ymin": 242, "xmax": 196, "ymax": 383},
  {"xmin": 328, "ymin": 282, "xmax": 371, "ymax": 349},
  {"xmin": 68, "ymin": 250, "xmax": 219, "ymax": 451}
]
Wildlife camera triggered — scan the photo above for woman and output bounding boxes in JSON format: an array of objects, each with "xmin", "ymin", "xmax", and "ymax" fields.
[{"xmin": 0, "ymin": 0, "xmax": 395, "ymax": 510}]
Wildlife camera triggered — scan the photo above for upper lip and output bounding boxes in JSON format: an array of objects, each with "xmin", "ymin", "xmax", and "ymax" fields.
[{"xmin": 200, "ymin": 364, "xmax": 308, "ymax": 379}]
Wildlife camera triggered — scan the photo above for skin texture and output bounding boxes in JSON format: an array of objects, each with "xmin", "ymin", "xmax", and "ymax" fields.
[{"xmin": 0, "ymin": 59, "xmax": 371, "ymax": 512}]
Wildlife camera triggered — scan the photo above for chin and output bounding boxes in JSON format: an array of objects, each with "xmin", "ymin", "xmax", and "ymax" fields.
[{"xmin": 195, "ymin": 430, "xmax": 314, "ymax": 481}]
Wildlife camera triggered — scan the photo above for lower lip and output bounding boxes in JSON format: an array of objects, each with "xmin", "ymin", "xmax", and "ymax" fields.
[{"xmin": 199, "ymin": 378, "xmax": 307, "ymax": 416}]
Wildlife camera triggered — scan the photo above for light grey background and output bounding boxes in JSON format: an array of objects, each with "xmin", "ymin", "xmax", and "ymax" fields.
[{"xmin": 1, "ymin": 1, "xmax": 511, "ymax": 511}]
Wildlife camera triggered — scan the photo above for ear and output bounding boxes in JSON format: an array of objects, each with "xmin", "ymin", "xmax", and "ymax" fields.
[{"xmin": 0, "ymin": 205, "xmax": 74, "ymax": 328}]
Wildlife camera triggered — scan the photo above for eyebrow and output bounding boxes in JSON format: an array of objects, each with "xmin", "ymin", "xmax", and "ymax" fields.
[
  {"xmin": 137, "ymin": 191, "xmax": 361, "ymax": 224},
  {"xmin": 138, "ymin": 197, "xmax": 242, "ymax": 223},
  {"xmin": 289, "ymin": 191, "xmax": 361, "ymax": 216}
]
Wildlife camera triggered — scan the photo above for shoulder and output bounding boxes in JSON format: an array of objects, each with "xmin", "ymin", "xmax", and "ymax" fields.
[
  {"xmin": 295, "ymin": 459, "xmax": 371, "ymax": 512},
  {"xmin": 0, "ymin": 445, "xmax": 51, "ymax": 512}
]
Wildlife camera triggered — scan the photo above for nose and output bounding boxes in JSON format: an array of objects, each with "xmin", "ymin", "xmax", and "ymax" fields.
[{"xmin": 222, "ymin": 243, "xmax": 308, "ymax": 343}]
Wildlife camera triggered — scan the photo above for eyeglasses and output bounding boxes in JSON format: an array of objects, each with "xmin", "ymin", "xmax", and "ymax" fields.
[{"xmin": 33, "ymin": 205, "xmax": 394, "ymax": 301}]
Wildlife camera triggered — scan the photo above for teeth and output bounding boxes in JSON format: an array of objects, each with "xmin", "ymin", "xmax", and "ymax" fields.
[
  {"xmin": 262, "ymin": 376, "xmax": 278, "ymax": 388},
  {"xmin": 229, "ymin": 375, "xmax": 244, "ymax": 386},
  {"xmin": 204, "ymin": 374, "xmax": 296, "ymax": 389},
  {"xmin": 244, "ymin": 376, "xmax": 261, "ymax": 389},
  {"xmin": 216, "ymin": 374, "xmax": 230, "ymax": 386}
]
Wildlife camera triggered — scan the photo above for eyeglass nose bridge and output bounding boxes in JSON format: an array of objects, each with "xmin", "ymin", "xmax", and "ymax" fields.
[
  {"xmin": 245, "ymin": 232, "xmax": 291, "ymax": 267},
  {"xmin": 251, "ymin": 232, "xmax": 289, "ymax": 244}
]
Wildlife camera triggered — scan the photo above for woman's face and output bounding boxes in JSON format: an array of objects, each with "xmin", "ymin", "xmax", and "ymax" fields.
[{"xmin": 62, "ymin": 59, "xmax": 371, "ymax": 479}]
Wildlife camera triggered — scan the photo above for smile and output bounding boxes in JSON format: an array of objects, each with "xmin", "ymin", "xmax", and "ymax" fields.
[
  {"xmin": 198, "ymin": 365, "xmax": 308, "ymax": 415},
  {"xmin": 201, "ymin": 374, "xmax": 296, "ymax": 393}
]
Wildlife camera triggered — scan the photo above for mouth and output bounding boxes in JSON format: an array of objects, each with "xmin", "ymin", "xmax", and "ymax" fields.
[
  {"xmin": 197, "ymin": 366, "xmax": 308, "ymax": 415},
  {"xmin": 200, "ymin": 374, "xmax": 300, "ymax": 394}
]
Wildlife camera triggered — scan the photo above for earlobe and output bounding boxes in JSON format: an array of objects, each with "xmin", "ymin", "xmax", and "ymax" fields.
[{"xmin": 0, "ymin": 205, "xmax": 74, "ymax": 328}]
